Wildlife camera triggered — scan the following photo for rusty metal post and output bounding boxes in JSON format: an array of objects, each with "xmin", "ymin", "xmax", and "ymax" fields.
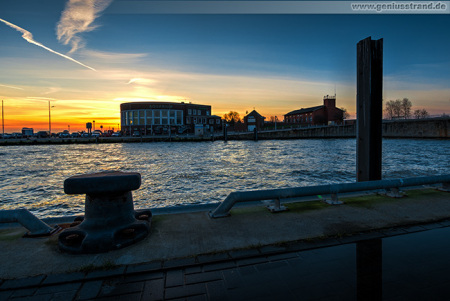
[{"xmin": 357, "ymin": 37, "xmax": 383, "ymax": 182}]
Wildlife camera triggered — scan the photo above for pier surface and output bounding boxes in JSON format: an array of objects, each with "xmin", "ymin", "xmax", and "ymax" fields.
[{"xmin": 0, "ymin": 188, "xmax": 450, "ymax": 300}]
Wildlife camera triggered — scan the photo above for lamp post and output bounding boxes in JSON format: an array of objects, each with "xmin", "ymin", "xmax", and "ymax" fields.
[
  {"xmin": 48, "ymin": 101, "xmax": 54, "ymax": 136},
  {"xmin": 68, "ymin": 125, "xmax": 70, "ymax": 132},
  {"xmin": 2, "ymin": 100, "xmax": 4, "ymax": 138},
  {"xmin": 93, "ymin": 120, "xmax": 95, "ymax": 131}
]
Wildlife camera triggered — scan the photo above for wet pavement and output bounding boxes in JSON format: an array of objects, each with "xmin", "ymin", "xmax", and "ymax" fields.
[
  {"xmin": 1, "ymin": 188, "xmax": 450, "ymax": 300},
  {"xmin": 2, "ymin": 221, "xmax": 450, "ymax": 300}
]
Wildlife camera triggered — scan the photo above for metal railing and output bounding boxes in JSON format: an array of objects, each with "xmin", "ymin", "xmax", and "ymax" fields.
[
  {"xmin": 0, "ymin": 209, "xmax": 56, "ymax": 236},
  {"xmin": 209, "ymin": 175, "xmax": 450, "ymax": 218}
]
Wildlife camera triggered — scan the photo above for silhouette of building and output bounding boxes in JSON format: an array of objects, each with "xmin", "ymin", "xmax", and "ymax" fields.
[{"xmin": 284, "ymin": 95, "xmax": 344, "ymax": 126}]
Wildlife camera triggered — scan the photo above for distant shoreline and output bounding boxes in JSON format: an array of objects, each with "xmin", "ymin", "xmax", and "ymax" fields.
[{"xmin": 1, "ymin": 118, "xmax": 448, "ymax": 146}]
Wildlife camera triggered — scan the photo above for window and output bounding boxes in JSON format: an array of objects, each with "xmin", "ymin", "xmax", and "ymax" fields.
[
  {"xmin": 216, "ymin": 119, "xmax": 220, "ymax": 124},
  {"xmin": 206, "ymin": 111, "xmax": 210, "ymax": 116},
  {"xmin": 127, "ymin": 111, "xmax": 133, "ymax": 125},
  {"xmin": 176, "ymin": 111, "xmax": 183, "ymax": 125},
  {"xmin": 209, "ymin": 119, "xmax": 214, "ymax": 124},
  {"xmin": 133, "ymin": 111, "xmax": 139, "ymax": 125},
  {"xmin": 193, "ymin": 109, "xmax": 197, "ymax": 115},
  {"xmin": 154, "ymin": 110, "xmax": 160, "ymax": 125},
  {"xmin": 146, "ymin": 110, "xmax": 153, "ymax": 125},
  {"xmin": 188, "ymin": 109, "xmax": 192, "ymax": 115},
  {"xmin": 186, "ymin": 117, "xmax": 191, "ymax": 124},
  {"xmin": 193, "ymin": 117, "xmax": 197, "ymax": 124},
  {"xmin": 140, "ymin": 110, "xmax": 145, "ymax": 125}
]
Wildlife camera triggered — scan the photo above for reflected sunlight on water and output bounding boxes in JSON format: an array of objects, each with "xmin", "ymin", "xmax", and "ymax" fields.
[{"xmin": 0, "ymin": 139, "xmax": 449, "ymax": 218}]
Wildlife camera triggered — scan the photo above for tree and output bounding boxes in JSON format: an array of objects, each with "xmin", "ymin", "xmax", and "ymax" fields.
[
  {"xmin": 385, "ymin": 99, "xmax": 409, "ymax": 119},
  {"xmin": 414, "ymin": 109, "xmax": 429, "ymax": 119},
  {"xmin": 385, "ymin": 100, "xmax": 396, "ymax": 119},
  {"xmin": 223, "ymin": 111, "xmax": 241, "ymax": 125},
  {"xmin": 401, "ymin": 98, "xmax": 412, "ymax": 119},
  {"xmin": 340, "ymin": 107, "xmax": 350, "ymax": 120}
]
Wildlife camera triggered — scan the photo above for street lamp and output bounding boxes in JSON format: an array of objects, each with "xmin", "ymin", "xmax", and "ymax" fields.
[
  {"xmin": 93, "ymin": 120, "xmax": 95, "ymax": 131},
  {"xmin": 48, "ymin": 101, "xmax": 54, "ymax": 136},
  {"xmin": 2, "ymin": 100, "xmax": 4, "ymax": 138}
]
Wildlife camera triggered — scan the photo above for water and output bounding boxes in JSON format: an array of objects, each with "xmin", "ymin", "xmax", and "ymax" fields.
[{"xmin": 0, "ymin": 139, "xmax": 449, "ymax": 218}]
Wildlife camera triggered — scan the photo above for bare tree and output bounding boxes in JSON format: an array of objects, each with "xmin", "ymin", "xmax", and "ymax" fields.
[
  {"xmin": 420, "ymin": 109, "xmax": 429, "ymax": 118},
  {"xmin": 414, "ymin": 108, "xmax": 429, "ymax": 119},
  {"xmin": 385, "ymin": 100, "xmax": 396, "ymax": 119},
  {"xmin": 340, "ymin": 107, "xmax": 350, "ymax": 120},
  {"xmin": 401, "ymin": 98, "xmax": 412, "ymax": 119},
  {"xmin": 414, "ymin": 109, "xmax": 421, "ymax": 119}
]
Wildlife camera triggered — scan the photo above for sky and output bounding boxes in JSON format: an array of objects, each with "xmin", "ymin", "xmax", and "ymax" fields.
[{"xmin": 0, "ymin": 0, "xmax": 449, "ymax": 132}]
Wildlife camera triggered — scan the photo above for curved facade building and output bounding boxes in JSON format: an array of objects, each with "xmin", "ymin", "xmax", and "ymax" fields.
[{"xmin": 120, "ymin": 102, "xmax": 222, "ymax": 135}]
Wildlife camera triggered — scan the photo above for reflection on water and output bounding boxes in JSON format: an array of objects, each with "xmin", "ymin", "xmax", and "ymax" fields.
[{"xmin": 0, "ymin": 139, "xmax": 449, "ymax": 217}]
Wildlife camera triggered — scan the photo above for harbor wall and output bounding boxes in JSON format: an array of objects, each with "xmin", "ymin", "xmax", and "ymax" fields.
[{"xmin": 1, "ymin": 118, "xmax": 448, "ymax": 145}]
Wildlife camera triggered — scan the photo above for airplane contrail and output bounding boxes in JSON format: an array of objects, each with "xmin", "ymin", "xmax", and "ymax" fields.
[{"xmin": 0, "ymin": 18, "xmax": 96, "ymax": 71}]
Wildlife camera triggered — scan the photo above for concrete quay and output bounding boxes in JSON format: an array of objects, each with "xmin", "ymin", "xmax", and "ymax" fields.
[{"xmin": 0, "ymin": 188, "xmax": 450, "ymax": 300}]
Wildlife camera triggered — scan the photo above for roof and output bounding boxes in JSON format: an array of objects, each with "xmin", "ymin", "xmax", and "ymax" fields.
[
  {"xmin": 245, "ymin": 110, "xmax": 265, "ymax": 119},
  {"xmin": 284, "ymin": 105, "xmax": 324, "ymax": 116}
]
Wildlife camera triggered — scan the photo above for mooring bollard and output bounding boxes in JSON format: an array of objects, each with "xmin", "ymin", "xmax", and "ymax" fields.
[{"xmin": 58, "ymin": 171, "xmax": 152, "ymax": 254}]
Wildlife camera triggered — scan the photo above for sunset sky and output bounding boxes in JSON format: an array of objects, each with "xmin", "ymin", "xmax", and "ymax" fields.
[{"xmin": 1, "ymin": 0, "xmax": 449, "ymax": 132}]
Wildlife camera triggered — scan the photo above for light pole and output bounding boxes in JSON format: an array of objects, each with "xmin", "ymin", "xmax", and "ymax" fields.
[
  {"xmin": 2, "ymin": 100, "xmax": 4, "ymax": 138},
  {"xmin": 48, "ymin": 101, "xmax": 54, "ymax": 136},
  {"xmin": 68, "ymin": 125, "xmax": 70, "ymax": 132},
  {"xmin": 93, "ymin": 120, "xmax": 95, "ymax": 131}
]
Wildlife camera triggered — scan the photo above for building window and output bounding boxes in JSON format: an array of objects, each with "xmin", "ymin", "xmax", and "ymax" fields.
[
  {"xmin": 193, "ymin": 117, "xmax": 197, "ymax": 124},
  {"xmin": 140, "ymin": 110, "xmax": 145, "ymax": 125},
  {"xmin": 193, "ymin": 109, "xmax": 197, "ymax": 115},
  {"xmin": 186, "ymin": 117, "xmax": 191, "ymax": 124},
  {"xmin": 188, "ymin": 109, "xmax": 192, "ymax": 115},
  {"xmin": 154, "ymin": 110, "xmax": 161, "ymax": 125},
  {"xmin": 133, "ymin": 111, "xmax": 139, "ymax": 125},
  {"xmin": 145, "ymin": 110, "xmax": 153, "ymax": 125},
  {"xmin": 209, "ymin": 119, "xmax": 214, "ymax": 124},
  {"xmin": 176, "ymin": 111, "xmax": 183, "ymax": 125},
  {"xmin": 206, "ymin": 111, "xmax": 210, "ymax": 116}
]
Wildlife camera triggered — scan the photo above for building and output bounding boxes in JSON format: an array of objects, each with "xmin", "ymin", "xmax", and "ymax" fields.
[
  {"xmin": 21, "ymin": 127, "xmax": 33, "ymax": 137},
  {"xmin": 120, "ymin": 102, "xmax": 222, "ymax": 135},
  {"xmin": 284, "ymin": 95, "xmax": 344, "ymax": 126},
  {"xmin": 243, "ymin": 110, "xmax": 265, "ymax": 131}
]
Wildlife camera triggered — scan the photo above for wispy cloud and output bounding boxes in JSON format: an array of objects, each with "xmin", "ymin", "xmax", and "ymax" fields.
[
  {"xmin": 0, "ymin": 83, "xmax": 24, "ymax": 90},
  {"xmin": 57, "ymin": 0, "xmax": 112, "ymax": 54},
  {"xmin": 127, "ymin": 78, "xmax": 157, "ymax": 85},
  {"xmin": 0, "ymin": 18, "xmax": 96, "ymax": 71},
  {"xmin": 82, "ymin": 50, "xmax": 147, "ymax": 62},
  {"xmin": 26, "ymin": 97, "xmax": 58, "ymax": 102}
]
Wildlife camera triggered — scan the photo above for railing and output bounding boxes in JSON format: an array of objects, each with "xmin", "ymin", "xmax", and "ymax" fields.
[
  {"xmin": 209, "ymin": 175, "xmax": 450, "ymax": 218},
  {"xmin": 0, "ymin": 209, "xmax": 57, "ymax": 236}
]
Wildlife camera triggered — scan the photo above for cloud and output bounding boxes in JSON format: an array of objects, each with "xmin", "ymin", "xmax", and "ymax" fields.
[
  {"xmin": 127, "ymin": 78, "xmax": 157, "ymax": 85},
  {"xmin": 57, "ymin": 0, "xmax": 112, "ymax": 54},
  {"xmin": 0, "ymin": 18, "xmax": 96, "ymax": 71},
  {"xmin": 0, "ymin": 83, "xmax": 24, "ymax": 90},
  {"xmin": 82, "ymin": 50, "xmax": 147, "ymax": 62}
]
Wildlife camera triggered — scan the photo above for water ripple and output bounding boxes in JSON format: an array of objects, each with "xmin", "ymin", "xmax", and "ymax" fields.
[{"xmin": 0, "ymin": 139, "xmax": 449, "ymax": 218}]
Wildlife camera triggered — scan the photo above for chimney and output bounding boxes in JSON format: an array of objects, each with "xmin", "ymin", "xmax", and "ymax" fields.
[{"xmin": 324, "ymin": 95, "xmax": 336, "ymax": 108}]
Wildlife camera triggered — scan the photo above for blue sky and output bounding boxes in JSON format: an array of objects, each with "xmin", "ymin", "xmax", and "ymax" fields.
[{"xmin": 0, "ymin": 0, "xmax": 449, "ymax": 131}]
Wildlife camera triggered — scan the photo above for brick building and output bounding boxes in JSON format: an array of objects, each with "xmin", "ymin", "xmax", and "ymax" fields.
[
  {"xmin": 284, "ymin": 95, "xmax": 344, "ymax": 126},
  {"xmin": 244, "ymin": 110, "xmax": 265, "ymax": 131}
]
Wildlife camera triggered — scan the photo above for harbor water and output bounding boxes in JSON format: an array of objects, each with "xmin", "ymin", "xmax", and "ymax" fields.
[{"xmin": 0, "ymin": 138, "xmax": 449, "ymax": 218}]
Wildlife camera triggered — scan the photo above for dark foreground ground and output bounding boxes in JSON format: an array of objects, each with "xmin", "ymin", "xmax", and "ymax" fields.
[{"xmin": 1, "ymin": 188, "xmax": 450, "ymax": 300}]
